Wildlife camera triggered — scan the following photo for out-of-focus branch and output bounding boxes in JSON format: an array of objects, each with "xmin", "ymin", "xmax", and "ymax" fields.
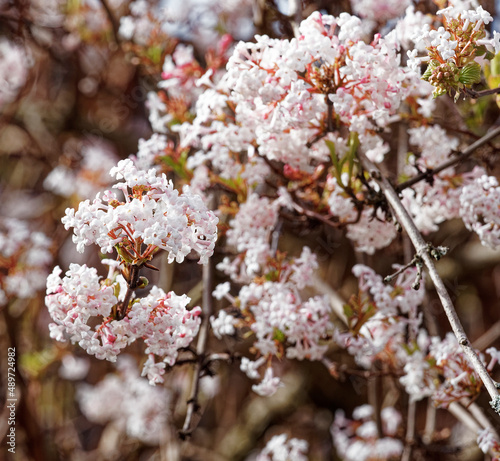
[
  {"xmin": 401, "ymin": 401, "xmax": 416, "ymax": 461},
  {"xmin": 287, "ymin": 0, "xmax": 301, "ymax": 37},
  {"xmin": 99, "ymin": 0, "xmax": 120, "ymax": 43},
  {"xmin": 422, "ymin": 400, "xmax": 437, "ymax": 445},
  {"xmin": 359, "ymin": 153, "xmax": 500, "ymax": 411},
  {"xmin": 472, "ymin": 319, "xmax": 500, "ymax": 351},
  {"xmin": 179, "ymin": 258, "xmax": 213, "ymax": 438},
  {"xmin": 448, "ymin": 401, "xmax": 482, "ymax": 433},
  {"xmin": 448, "ymin": 400, "xmax": 500, "ymax": 458},
  {"xmin": 396, "ymin": 125, "xmax": 500, "ymax": 192}
]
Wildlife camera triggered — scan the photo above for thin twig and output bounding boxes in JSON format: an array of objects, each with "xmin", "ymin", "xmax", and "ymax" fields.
[
  {"xmin": 464, "ymin": 400, "xmax": 497, "ymax": 432},
  {"xmin": 179, "ymin": 258, "xmax": 214, "ymax": 438},
  {"xmin": 448, "ymin": 401, "xmax": 482, "ymax": 433},
  {"xmin": 465, "ymin": 86, "xmax": 500, "ymax": 98},
  {"xmin": 396, "ymin": 125, "xmax": 500, "ymax": 192},
  {"xmin": 205, "ymin": 352, "xmax": 232, "ymax": 364},
  {"xmin": 367, "ymin": 369, "xmax": 382, "ymax": 437},
  {"xmin": 359, "ymin": 153, "xmax": 500, "ymax": 410},
  {"xmin": 401, "ymin": 400, "xmax": 416, "ymax": 461},
  {"xmin": 117, "ymin": 264, "xmax": 140, "ymax": 320}
]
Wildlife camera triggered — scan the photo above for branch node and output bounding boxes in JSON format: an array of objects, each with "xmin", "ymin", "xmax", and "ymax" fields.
[
  {"xmin": 490, "ymin": 395, "xmax": 500, "ymax": 415},
  {"xmin": 430, "ymin": 245, "xmax": 449, "ymax": 261}
]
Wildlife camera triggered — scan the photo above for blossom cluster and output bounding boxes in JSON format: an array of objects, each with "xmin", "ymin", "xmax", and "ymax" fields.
[
  {"xmin": 254, "ymin": 433, "xmax": 308, "ymax": 461},
  {"xmin": 0, "ymin": 38, "xmax": 30, "ymax": 110},
  {"xmin": 46, "ymin": 263, "xmax": 201, "ymax": 384},
  {"xmin": 46, "ymin": 157, "xmax": 215, "ymax": 382},
  {"xmin": 62, "ymin": 159, "xmax": 218, "ymax": 264},
  {"xmin": 174, "ymin": 10, "xmax": 412, "ymax": 175},
  {"xmin": 460, "ymin": 173, "xmax": 500, "ymax": 249},
  {"xmin": 400, "ymin": 331, "xmax": 484, "ymax": 406},
  {"xmin": 409, "ymin": 5, "xmax": 500, "ymax": 98},
  {"xmin": 43, "ymin": 138, "xmax": 119, "ymax": 199},
  {"xmin": 331, "ymin": 405, "xmax": 404, "ymax": 461},
  {"xmin": 77, "ymin": 355, "xmax": 170, "ymax": 444},
  {"xmin": 334, "ymin": 264, "xmax": 425, "ymax": 368},
  {"xmin": 0, "ymin": 218, "xmax": 52, "ymax": 308},
  {"xmin": 212, "ymin": 247, "xmax": 333, "ymax": 396}
]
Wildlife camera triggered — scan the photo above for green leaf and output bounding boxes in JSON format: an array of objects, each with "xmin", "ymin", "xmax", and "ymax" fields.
[
  {"xmin": 421, "ymin": 65, "xmax": 433, "ymax": 81},
  {"xmin": 273, "ymin": 328, "xmax": 286, "ymax": 342},
  {"xmin": 115, "ymin": 245, "xmax": 133, "ymax": 263},
  {"xmin": 459, "ymin": 62, "xmax": 482, "ymax": 85},
  {"xmin": 343, "ymin": 303, "xmax": 353, "ymax": 319},
  {"xmin": 476, "ymin": 45, "xmax": 488, "ymax": 56},
  {"xmin": 325, "ymin": 140, "xmax": 338, "ymax": 168}
]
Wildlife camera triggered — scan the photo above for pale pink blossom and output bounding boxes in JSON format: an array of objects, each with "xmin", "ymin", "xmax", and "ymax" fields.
[{"xmin": 255, "ymin": 434, "xmax": 308, "ymax": 461}]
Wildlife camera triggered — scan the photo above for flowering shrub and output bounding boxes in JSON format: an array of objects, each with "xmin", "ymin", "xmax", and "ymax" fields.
[{"xmin": 5, "ymin": 0, "xmax": 500, "ymax": 459}]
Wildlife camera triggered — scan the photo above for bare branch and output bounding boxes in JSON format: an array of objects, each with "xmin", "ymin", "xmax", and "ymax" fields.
[{"xmin": 358, "ymin": 153, "xmax": 500, "ymax": 411}]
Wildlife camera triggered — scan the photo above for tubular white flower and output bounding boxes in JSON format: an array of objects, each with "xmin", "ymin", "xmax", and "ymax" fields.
[
  {"xmin": 63, "ymin": 159, "xmax": 218, "ymax": 264},
  {"xmin": 460, "ymin": 174, "xmax": 500, "ymax": 249}
]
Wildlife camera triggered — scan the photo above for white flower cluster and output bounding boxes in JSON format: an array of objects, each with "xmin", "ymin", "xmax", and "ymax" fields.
[
  {"xmin": 44, "ymin": 139, "xmax": 119, "ymax": 199},
  {"xmin": 129, "ymin": 287, "xmax": 201, "ymax": 383},
  {"xmin": 408, "ymin": 125, "xmax": 459, "ymax": 170},
  {"xmin": 176, "ymin": 11, "xmax": 410, "ymax": 174},
  {"xmin": 414, "ymin": 6, "xmax": 494, "ymax": 54},
  {"xmin": 215, "ymin": 247, "xmax": 333, "ymax": 396},
  {"xmin": 350, "ymin": 0, "xmax": 410, "ymax": 23},
  {"xmin": 239, "ymin": 280, "xmax": 332, "ymax": 361},
  {"xmin": 134, "ymin": 133, "xmax": 169, "ymax": 170},
  {"xmin": 0, "ymin": 38, "xmax": 30, "ymax": 109},
  {"xmin": 326, "ymin": 176, "xmax": 398, "ymax": 253},
  {"xmin": 77, "ymin": 355, "xmax": 170, "ymax": 445},
  {"xmin": 0, "ymin": 218, "xmax": 52, "ymax": 307},
  {"xmin": 460, "ymin": 174, "xmax": 500, "ymax": 249},
  {"xmin": 254, "ymin": 434, "xmax": 308, "ymax": 461},
  {"xmin": 477, "ymin": 427, "xmax": 500, "ymax": 455},
  {"xmin": 62, "ymin": 159, "xmax": 218, "ymax": 264},
  {"xmin": 46, "ymin": 264, "xmax": 122, "ymax": 360},
  {"xmin": 46, "ymin": 264, "xmax": 201, "ymax": 383},
  {"xmin": 345, "ymin": 208, "xmax": 399, "ymax": 254},
  {"xmin": 354, "ymin": 264, "xmax": 425, "ymax": 315},
  {"xmin": 334, "ymin": 264, "xmax": 425, "ymax": 368},
  {"xmin": 394, "ymin": 5, "xmax": 432, "ymax": 51},
  {"xmin": 402, "ymin": 124, "xmax": 486, "ymax": 235},
  {"xmin": 221, "ymin": 194, "xmax": 280, "ymax": 280},
  {"xmin": 331, "ymin": 405, "xmax": 403, "ymax": 461},
  {"xmin": 400, "ymin": 331, "xmax": 483, "ymax": 405},
  {"xmin": 118, "ymin": 0, "xmax": 158, "ymax": 45}
]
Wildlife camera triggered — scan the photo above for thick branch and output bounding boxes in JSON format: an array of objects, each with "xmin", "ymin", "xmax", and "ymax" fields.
[
  {"xmin": 359, "ymin": 153, "xmax": 500, "ymax": 407},
  {"xmin": 396, "ymin": 125, "xmax": 500, "ymax": 192}
]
